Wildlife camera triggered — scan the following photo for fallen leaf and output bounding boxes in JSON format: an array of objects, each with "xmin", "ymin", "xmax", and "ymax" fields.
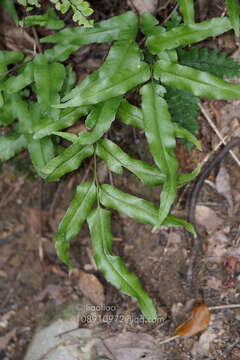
[
  {"xmin": 195, "ymin": 206, "xmax": 223, "ymax": 234},
  {"xmin": 216, "ymin": 165, "xmax": 233, "ymax": 216},
  {"xmin": 96, "ymin": 332, "xmax": 160, "ymax": 360},
  {"xmin": 175, "ymin": 300, "xmax": 210, "ymax": 337},
  {"xmin": 127, "ymin": 0, "xmax": 158, "ymax": 14},
  {"xmin": 71, "ymin": 269, "xmax": 105, "ymax": 306}
]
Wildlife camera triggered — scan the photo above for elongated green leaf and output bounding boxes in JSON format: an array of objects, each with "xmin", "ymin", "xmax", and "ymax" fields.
[
  {"xmin": 41, "ymin": 143, "xmax": 94, "ymax": 181},
  {"xmin": 96, "ymin": 139, "xmax": 166, "ymax": 185},
  {"xmin": 177, "ymin": 164, "xmax": 201, "ymax": 186},
  {"xmin": 85, "ymin": 104, "xmax": 101, "ymax": 130},
  {"xmin": 0, "ymin": 92, "xmax": 18, "ymax": 125},
  {"xmin": 41, "ymin": 11, "xmax": 138, "ymax": 45},
  {"xmin": 76, "ymin": 97, "xmax": 121, "ymax": 144},
  {"xmin": 0, "ymin": 132, "xmax": 26, "ymax": 161},
  {"xmin": 53, "ymin": 131, "xmax": 78, "ymax": 143},
  {"xmin": 27, "ymin": 136, "xmax": 55, "ymax": 177},
  {"xmin": 226, "ymin": 0, "xmax": 240, "ymax": 37},
  {"xmin": 57, "ymin": 41, "xmax": 150, "ymax": 108},
  {"xmin": 56, "ymin": 181, "xmax": 96, "ymax": 269},
  {"xmin": 33, "ymin": 106, "xmax": 90, "ymax": 139},
  {"xmin": 61, "ymin": 65, "xmax": 76, "ymax": 97},
  {"xmin": 0, "ymin": 50, "xmax": 23, "ymax": 68},
  {"xmin": 5, "ymin": 62, "xmax": 34, "ymax": 93},
  {"xmin": 154, "ymin": 59, "xmax": 240, "ymax": 99},
  {"xmin": 0, "ymin": 0, "xmax": 19, "ymax": 25},
  {"xmin": 140, "ymin": 83, "xmax": 178, "ymax": 228},
  {"xmin": 158, "ymin": 50, "xmax": 178, "ymax": 63},
  {"xmin": 174, "ymin": 123, "xmax": 201, "ymax": 150},
  {"xmin": 11, "ymin": 94, "xmax": 34, "ymax": 134},
  {"xmin": 140, "ymin": 12, "xmax": 159, "ymax": 36},
  {"xmin": 87, "ymin": 207, "xmax": 157, "ymax": 322},
  {"xmin": 99, "ymin": 184, "xmax": 196, "ymax": 236},
  {"xmin": 33, "ymin": 54, "xmax": 66, "ymax": 119},
  {"xmin": 177, "ymin": 0, "xmax": 194, "ymax": 25},
  {"xmin": 118, "ymin": 99, "xmax": 144, "ymax": 129},
  {"xmin": 44, "ymin": 44, "xmax": 80, "ymax": 63},
  {"xmin": 21, "ymin": 8, "xmax": 64, "ymax": 29},
  {"xmin": 147, "ymin": 17, "xmax": 232, "ymax": 54}
]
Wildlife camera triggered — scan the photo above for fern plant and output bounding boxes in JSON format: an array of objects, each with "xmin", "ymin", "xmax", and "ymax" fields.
[
  {"xmin": 1, "ymin": 0, "xmax": 94, "ymax": 27},
  {"xmin": 1, "ymin": 0, "xmax": 240, "ymax": 321}
]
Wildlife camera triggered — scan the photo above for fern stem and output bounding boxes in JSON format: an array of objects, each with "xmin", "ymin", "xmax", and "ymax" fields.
[{"xmin": 93, "ymin": 144, "xmax": 100, "ymax": 208}]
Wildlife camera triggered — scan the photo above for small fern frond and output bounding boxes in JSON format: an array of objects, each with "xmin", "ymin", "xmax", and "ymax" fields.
[
  {"xmin": 178, "ymin": 46, "xmax": 240, "ymax": 79},
  {"xmin": 165, "ymin": 85, "xmax": 199, "ymax": 136}
]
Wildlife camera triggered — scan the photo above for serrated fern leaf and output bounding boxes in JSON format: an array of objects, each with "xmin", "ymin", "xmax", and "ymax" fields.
[
  {"xmin": 87, "ymin": 207, "xmax": 157, "ymax": 322},
  {"xmin": 165, "ymin": 84, "xmax": 199, "ymax": 135},
  {"xmin": 178, "ymin": 47, "xmax": 240, "ymax": 79}
]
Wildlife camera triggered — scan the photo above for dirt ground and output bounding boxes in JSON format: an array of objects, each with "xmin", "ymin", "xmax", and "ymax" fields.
[{"xmin": 0, "ymin": 1, "xmax": 240, "ymax": 359}]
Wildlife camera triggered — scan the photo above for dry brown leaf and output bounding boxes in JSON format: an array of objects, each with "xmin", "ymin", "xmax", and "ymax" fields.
[
  {"xmin": 127, "ymin": 0, "xmax": 158, "ymax": 14},
  {"xmin": 71, "ymin": 269, "xmax": 105, "ymax": 306},
  {"xmin": 195, "ymin": 205, "xmax": 223, "ymax": 233},
  {"xmin": 175, "ymin": 300, "xmax": 210, "ymax": 337}
]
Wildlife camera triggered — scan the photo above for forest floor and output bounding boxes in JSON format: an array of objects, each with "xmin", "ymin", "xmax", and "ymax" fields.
[{"xmin": 0, "ymin": 0, "xmax": 239, "ymax": 359}]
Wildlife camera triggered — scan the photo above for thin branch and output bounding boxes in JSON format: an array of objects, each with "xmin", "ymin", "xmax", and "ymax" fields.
[
  {"xmin": 159, "ymin": 335, "xmax": 179, "ymax": 346},
  {"xmin": 209, "ymin": 304, "xmax": 240, "ymax": 311},
  {"xmin": 199, "ymin": 103, "xmax": 240, "ymax": 167}
]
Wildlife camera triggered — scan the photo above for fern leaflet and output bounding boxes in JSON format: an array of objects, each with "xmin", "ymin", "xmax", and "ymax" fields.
[{"xmin": 178, "ymin": 46, "xmax": 240, "ymax": 79}]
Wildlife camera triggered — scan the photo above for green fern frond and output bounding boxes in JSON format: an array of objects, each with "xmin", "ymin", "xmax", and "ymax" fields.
[
  {"xmin": 178, "ymin": 46, "xmax": 240, "ymax": 79},
  {"xmin": 165, "ymin": 85, "xmax": 199, "ymax": 137}
]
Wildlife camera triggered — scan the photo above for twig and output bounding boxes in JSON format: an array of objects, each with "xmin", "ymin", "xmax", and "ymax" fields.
[
  {"xmin": 199, "ymin": 103, "xmax": 240, "ymax": 167},
  {"xmin": 209, "ymin": 304, "xmax": 240, "ymax": 310},
  {"xmin": 80, "ymin": 158, "xmax": 94, "ymax": 184},
  {"xmin": 186, "ymin": 136, "xmax": 240, "ymax": 286},
  {"xmin": 159, "ymin": 335, "xmax": 179, "ymax": 345},
  {"xmin": 32, "ymin": 26, "xmax": 42, "ymax": 53},
  {"xmin": 161, "ymin": 3, "xmax": 179, "ymax": 25}
]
